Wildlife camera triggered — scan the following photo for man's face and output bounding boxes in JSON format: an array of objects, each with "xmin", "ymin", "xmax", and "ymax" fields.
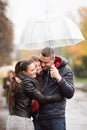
[{"xmin": 40, "ymin": 54, "xmax": 54, "ymax": 70}]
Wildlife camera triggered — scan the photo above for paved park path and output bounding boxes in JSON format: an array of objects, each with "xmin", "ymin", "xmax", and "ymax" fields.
[{"xmin": 0, "ymin": 84, "xmax": 87, "ymax": 130}]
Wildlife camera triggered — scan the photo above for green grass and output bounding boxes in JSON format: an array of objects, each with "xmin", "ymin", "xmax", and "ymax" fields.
[
  {"xmin": 0, "ymin": 77, "xmax": 87, "ymax": 84},
  {"xmin": 0, "ymin": 77, "xmax": 2, "ymax": 85},
  {"xmin": 75, "ymin": 77, "xmax": 87, "ymax": 83}
]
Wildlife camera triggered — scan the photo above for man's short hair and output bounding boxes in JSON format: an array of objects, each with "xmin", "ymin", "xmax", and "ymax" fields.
[{"xmin": 41, "ymin": 47, "xmax": 55, "ymax": 57}]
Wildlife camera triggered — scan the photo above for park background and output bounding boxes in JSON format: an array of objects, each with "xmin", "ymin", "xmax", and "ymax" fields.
[{"xmin": 0, "ymin": 0, "xmax": 87, "ymax": 130}]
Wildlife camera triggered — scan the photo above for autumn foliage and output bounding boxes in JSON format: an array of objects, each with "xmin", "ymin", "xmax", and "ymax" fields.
[
  {"xmin": 0, "ymin": 1, "xmax": 13, "ymax": 66},
  {"xmin": 61, "ymin": 7, "xmax": 87, "ymax": 77}
]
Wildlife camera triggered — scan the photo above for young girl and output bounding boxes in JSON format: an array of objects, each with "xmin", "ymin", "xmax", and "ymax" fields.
[
  {"xmin": 30, "ymin": 56, "xmax": 42, "ymax": 74},
  {"xmin": 30, "ymin": 56, "xmax": 43, "ymax": 113}
]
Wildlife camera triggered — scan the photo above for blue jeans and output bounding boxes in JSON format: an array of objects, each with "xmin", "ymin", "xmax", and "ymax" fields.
[{"xmin": 33, "ymin": 118, "xmax": 66, "ymax": 130}]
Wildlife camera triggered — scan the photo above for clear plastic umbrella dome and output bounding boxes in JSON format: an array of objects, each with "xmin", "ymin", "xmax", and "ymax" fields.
[{"xmin": 19, "ymin": 15, "xmax": 84, "ymax": 50}]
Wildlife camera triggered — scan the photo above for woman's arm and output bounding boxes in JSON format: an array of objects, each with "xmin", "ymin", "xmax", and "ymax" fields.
[{"xmin": 23, "ymin": 80, "xmax": 64, "ymax": 105}]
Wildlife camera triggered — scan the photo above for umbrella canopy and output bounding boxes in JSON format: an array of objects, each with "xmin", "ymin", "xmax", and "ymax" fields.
[{"xmin": 19, "ymin": 15, "xmax": 84, "ymax": 50}]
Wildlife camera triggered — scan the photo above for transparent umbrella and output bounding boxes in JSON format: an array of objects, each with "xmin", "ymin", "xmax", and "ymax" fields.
[{"xmin": 19, "ymin": 15, "xmax": 84, "ymax": 50}]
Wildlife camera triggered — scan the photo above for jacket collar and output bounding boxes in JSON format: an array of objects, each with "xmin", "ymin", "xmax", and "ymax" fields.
[{"xmin": 54, "ymin": 56, "xmax": 68, "ymax": 68}]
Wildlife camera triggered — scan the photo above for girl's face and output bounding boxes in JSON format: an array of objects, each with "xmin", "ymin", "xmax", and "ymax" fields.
[
  {"xmin": 33, "ymin": 61, "xmax": 42, "ymax": 74},
  {"xmin": 23, "ymin": 63, "xmax": 37, "ymax": 78}
]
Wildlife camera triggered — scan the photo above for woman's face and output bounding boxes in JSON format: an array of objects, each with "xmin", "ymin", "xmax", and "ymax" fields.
[{"xmin": 23, "ymin": 63, "xmax": 37, "ymax": 78}]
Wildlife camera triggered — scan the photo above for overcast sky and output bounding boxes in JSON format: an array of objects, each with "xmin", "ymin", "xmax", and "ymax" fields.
[{"xmin": 7, "ymin": 0, "xmax": 87, "ymax": 45}]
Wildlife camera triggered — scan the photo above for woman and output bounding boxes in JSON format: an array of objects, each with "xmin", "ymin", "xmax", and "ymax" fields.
[
  {"xmin": 6, "ymin": 60, "xmax": 63, "ymax": 130},
  {"xmin": 2, "ymin": 70, "xmax": 14, "ymax": 105}
]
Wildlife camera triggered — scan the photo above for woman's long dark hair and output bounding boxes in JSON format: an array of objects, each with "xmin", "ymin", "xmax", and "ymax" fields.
[{"xmin": 8, "ymin": 60, "xmax": 33, "ymax": 108}]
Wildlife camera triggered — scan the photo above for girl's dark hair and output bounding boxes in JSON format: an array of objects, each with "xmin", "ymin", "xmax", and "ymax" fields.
[
  {"xmin": 8, "ymin": 60, "xmax": 33, "ymax": 108},
  {"xmin": 15, "ymin": 60, "xmax": 33, "ymax": 76},
  {"xmin": 15, "ymin": 61, "xmax": 22, "ymax": 76}
]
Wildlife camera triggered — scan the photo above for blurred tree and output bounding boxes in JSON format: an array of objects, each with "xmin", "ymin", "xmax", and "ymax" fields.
[
  {"xmin": 73, "ymin": 55, "xmax": 87, "ymax": 77},
  {"xmin": 78, "ymin": 7, "xmax": 87, "ymax": 56},
  {"xmin": 0, "ymin": 0, "xmax": 13, "ymax": 66},
  {"xmin": 58, "ymin": 7, "xmax": 87, "ymax": 77},
  {"xmin": 62, "ymin": 7, "xmax": 87, "ymax": 69}
]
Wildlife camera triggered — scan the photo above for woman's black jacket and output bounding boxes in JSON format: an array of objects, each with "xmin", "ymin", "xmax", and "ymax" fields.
[{"xmin": 10, "ymin": 74, "xmax": 63, "ymax": 118}]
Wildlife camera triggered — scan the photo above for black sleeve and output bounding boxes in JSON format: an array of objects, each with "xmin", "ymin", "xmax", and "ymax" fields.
[
  {"xmin": 3, "ymin": 78, "xmax": 8, "ymax": 89},
  {"xmin": 58, "ymin": 67, "xmax": 74, "ymax": 99},
  {"xmin": 23, "ymin": 81, "xmax": 64, "ymax": 104}
]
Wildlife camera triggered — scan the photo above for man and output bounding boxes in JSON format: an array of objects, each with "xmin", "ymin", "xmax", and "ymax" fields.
[{"xmin": 33, "ymin": 47, "xmax": 74, "ymax": 130}]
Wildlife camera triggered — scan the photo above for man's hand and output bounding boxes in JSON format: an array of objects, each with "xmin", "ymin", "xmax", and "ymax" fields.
[{"xmin": 50, "ymin": 65, "xmax": 62, "ymax": 82}]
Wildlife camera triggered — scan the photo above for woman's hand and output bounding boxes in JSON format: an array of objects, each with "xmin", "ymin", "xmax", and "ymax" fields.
[{"xmin": 15, "ymin": 77, "xmax": 22, "ymax": 83}]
